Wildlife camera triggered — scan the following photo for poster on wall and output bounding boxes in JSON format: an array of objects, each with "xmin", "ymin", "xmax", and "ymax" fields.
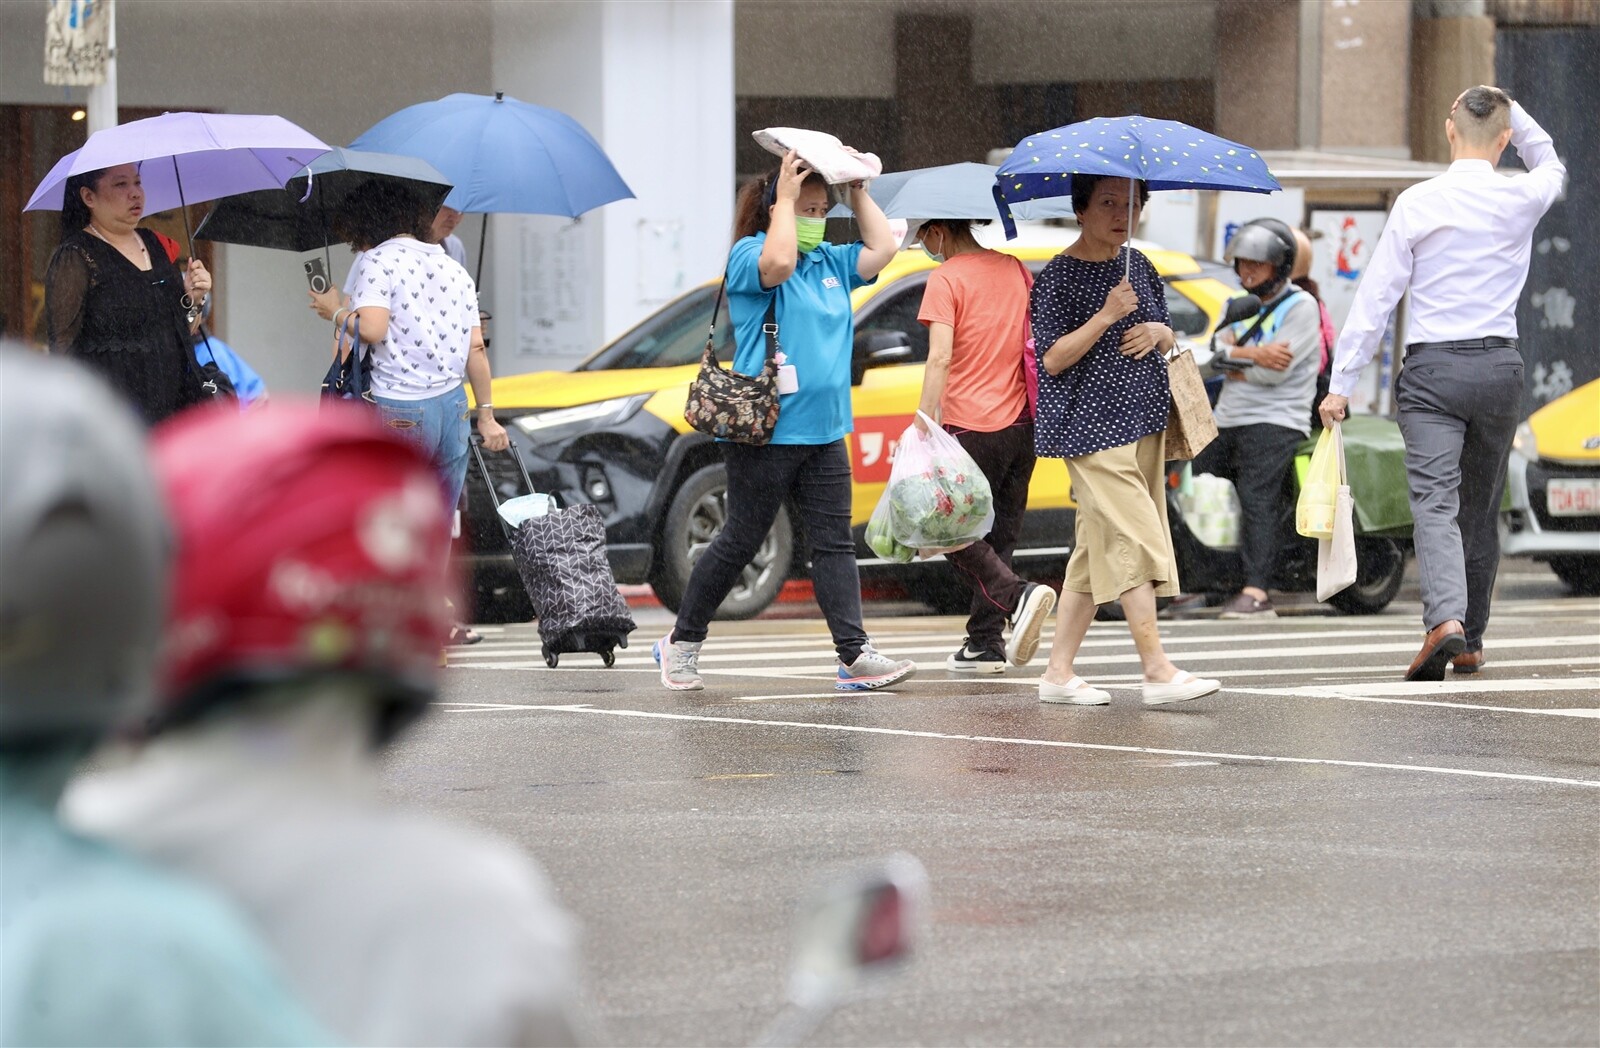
[
  {"xmin": 1309, "ymin": 208, "xmax": 1401, "ymax": 416},
  {"xmin": 516, "ymin": 216, "xmax": 595, "ymax": 363},
  {"xmin": 44, "ymin": 0, "xmax": 110, "ymax": 86}
]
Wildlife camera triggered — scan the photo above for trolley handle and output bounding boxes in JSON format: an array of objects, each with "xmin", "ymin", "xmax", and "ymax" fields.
[{"xmin": 469, "ymin": 434, "xmax": 556, "ymax": 542}]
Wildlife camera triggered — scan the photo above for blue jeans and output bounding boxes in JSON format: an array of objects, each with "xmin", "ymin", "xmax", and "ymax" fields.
[{"xmin": 373, "ymin": 385, "xmax": 470, "ymax": 510}]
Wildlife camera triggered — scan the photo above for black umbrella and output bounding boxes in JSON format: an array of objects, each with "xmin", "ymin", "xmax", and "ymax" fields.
[{"xmin": 194, "ymin": 147, "xmax": 453, "ymax": 254}]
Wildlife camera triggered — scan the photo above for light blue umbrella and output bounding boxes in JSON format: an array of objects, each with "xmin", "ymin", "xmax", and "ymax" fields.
[
  {"xmin": 350, "ymin": 92, "xmax": 633, "ymax": 217},
  {"xmin": 994, "ymin": 115, "xmax": 1281, "ymax": 273},
  {"xmin": 827, "ymin": 162, "xmax": 1078, "ymax": 222}
]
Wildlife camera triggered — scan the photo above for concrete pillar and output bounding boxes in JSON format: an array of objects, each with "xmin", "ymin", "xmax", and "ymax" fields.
[
  {"xmin": 1318, "ymin": 0, "xmax": 1413, "ymax": 156},
  {"xmin": 894, "ymin": 12, "xmax": 992, "ymax": 167},
  {"xmin": 1409, "ymin": 8, "xmax": 1496, "ymax": 162},
  {"xmin": 1213, "ymin": 0, "xmax": 1302, "ymax": 151},
  {"xmin": 488, "ymin": 0, "xmax": 734, "ymax": 372}
]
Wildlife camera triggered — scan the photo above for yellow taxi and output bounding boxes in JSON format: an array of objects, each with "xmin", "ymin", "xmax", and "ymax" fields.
[
  {"xmin": 467, "ymin": 245, "xmax": 1239, "ymax": 620},
  {"xmin": 1502, "ymin": 377, "xmax": 1600, "ymax": 594}
]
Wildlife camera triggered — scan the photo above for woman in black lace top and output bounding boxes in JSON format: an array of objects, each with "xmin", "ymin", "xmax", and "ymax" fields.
[{"xmin": 45, "ymin": 163, "xmax": 213, "ymax": 425}]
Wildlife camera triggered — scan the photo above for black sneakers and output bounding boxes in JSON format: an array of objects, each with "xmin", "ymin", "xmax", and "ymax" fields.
[{"xmin": 946, "ymin": 642, "xmax": 1007, "ymax": 674}]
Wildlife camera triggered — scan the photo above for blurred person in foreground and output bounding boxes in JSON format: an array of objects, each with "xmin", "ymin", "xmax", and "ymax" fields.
[
  {"xmin": 913, "ymin": 218, "xmax": 1056, "ymax": 673},
  {"xmin": 1320, "ymin": 86, "xmax": 1565, "ymax": 680},
  {"xmin": 1193, "ymin": 218, "xmax": 1322, "ymax": 619},
  {"xmin": 1028, "ymin": 175, "xmax": 1221, "ymax": 706},
  {"xmin": 0, "ymin": 349, "xmax": 327, "ymax": 1046},
  {"xmin": 63, "ymin": 401, "xmax": 589, "ymax": 1047},
  {"xmin": 44, "ymin": 164, "xmax": 216, "ymax": 425}
]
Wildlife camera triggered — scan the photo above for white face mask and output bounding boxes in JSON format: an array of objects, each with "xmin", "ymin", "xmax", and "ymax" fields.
[{"xmin": 921, "ymin": 230, "xmax": 944, "ymax": 264}]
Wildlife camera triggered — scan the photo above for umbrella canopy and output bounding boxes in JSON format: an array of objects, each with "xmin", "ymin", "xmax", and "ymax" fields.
[
  {"xmin": 25, "ymin": 111, "xmax": 330, "ymax": 214},
  {"xmin": 350, "ymin": 92, "xmax": 633, "ymax": 217},
  {"xmin": 827, "ymin": 162, "xmax": 1078, "ymax": 223},
  {"xmin": 195, "ymin": 148, "xmax": 453, "ymax": 253},
  {"xmin": 994, "ymin": 115, "xmax": 1280, "ymax": 206}
]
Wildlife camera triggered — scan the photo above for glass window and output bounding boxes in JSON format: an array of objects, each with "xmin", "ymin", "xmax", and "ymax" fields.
[
  {"xmin": 579, "ymin": 285, "xmax": 731, "ymax": 371},
  {"xmin": 853, "ymin": 279, "xmax": 930, "ymax": 363},
  {"xmin": 1163, "ymin": 281, "xmax": 1212, "ymax": 337}
]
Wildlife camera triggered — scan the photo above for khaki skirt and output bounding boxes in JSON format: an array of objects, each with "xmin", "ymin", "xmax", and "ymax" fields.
[{"xmin": 1062, "ymin": 431, "xmax": 1180, "ymax": 604}]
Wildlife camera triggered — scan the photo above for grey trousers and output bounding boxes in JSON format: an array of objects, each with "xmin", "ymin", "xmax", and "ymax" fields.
[{"xmin": 1395, "ymin": 344, "xmax": 1523, "ymax": 648}]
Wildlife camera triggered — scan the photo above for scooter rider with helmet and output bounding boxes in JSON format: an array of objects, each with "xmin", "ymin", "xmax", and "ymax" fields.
[
  {"xmin": 1193, "ymin": 218, "xmax": 1324, "ymax": 618},
  {"xmin": 0, "ymin": 349, "xmax": 328, "ymax": 1046},
  {"xmin": 64, "ymin": 401, "xmax": 590, "ymax": 1047}
]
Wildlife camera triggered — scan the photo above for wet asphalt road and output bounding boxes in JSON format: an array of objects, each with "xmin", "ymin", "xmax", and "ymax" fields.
[{"xmin": 385, "ymin": 563, "xmax": 1599, "ymax": 1046}]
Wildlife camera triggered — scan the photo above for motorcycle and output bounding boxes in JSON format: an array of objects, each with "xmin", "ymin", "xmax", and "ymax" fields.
[{"xmin": 1160, "ymin": 295, "xmax": 1410, "ymax": 616}]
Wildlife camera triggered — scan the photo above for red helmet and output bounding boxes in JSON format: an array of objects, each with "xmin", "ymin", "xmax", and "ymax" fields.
[{"xmin": 151, "ymin": 400, "xmax": 457, "ymax": 731}]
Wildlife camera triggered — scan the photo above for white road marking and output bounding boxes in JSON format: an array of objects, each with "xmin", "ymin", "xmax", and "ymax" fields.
[
  {"xmin": 432, "ymin": 702, "xmax": 1600, "ymax": 789},
  {"xmin": 451, "ymin": 632, "xmax": 1597, "ymax": 669},
  {"xmin": 1226, "ymin": 678, "xmax": 1600, "ymax": 717}
]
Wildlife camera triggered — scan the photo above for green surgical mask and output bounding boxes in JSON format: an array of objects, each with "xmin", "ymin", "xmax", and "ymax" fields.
[{"xmin": 794, "ymin": 217, "xmax": 826, "ymax": 255}]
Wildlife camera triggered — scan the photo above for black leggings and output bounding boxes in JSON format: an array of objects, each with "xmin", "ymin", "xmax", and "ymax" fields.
[{"xmin": 673, "ymin": 440, "xmax": 868, "ymax": 664}]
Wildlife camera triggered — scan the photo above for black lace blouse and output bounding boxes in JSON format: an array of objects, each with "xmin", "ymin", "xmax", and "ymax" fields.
[{"xmin": 46, "ymin": 228, "xmax": 202, "ymax": 426}]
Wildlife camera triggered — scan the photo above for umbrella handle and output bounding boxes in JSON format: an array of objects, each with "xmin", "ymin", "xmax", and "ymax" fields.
[
  {"xmin": 172, "ymin": 155, "xmax": 196, "ymax": 261},
  {"xmin": 1124, "ymin": 178, "xmax": 1134, "ymax": 282}
]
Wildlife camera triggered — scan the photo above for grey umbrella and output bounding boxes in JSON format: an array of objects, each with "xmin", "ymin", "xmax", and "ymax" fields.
[{"xmin": 828, "ymin": 162, "xmax": 1078, "ymax": 223}]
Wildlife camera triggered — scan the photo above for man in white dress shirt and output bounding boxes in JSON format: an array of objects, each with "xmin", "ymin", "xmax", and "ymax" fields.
[{"xmin": 1320, "ymin": 86, "xmax": 1565, "ymax": 681}]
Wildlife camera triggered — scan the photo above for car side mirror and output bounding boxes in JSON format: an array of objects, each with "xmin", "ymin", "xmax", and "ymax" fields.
[
  {"xmin": 852, "ymin": 331, "xmax": 913, "ymax": 384},
  {"xmin": 1220, "ymin": 294, "xmax": 1262, "ymax": 328},
  {"xmin": 759, "ymin": 853, "xmax": 929, "ymax": 1046}
]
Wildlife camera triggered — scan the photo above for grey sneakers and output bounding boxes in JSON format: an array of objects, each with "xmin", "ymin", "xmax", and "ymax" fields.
[
  {"xmin": 837, "ymin": 645, "xmax": 917, "ymax": 691},
  {"xmin": 652, "ymin": 632, "xmax": 703, "ymax": 691}
]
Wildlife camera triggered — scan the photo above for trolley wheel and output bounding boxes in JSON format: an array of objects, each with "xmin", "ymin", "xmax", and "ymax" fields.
[
  {"xmin": 542, "ymin": 643, "xmax": 558, "ymax": 669},
  {"xmin": 601, "ymin": 649, "xmax": 616, "ymax": 668}
]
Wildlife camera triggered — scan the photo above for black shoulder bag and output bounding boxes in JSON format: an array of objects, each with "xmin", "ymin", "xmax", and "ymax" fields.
[
  {"xmin": 683, "ymin": 278, "xmax": 781, "ymax": 444},
  {"xmin": 321, "ymin": 313, "xmax": 374, "ymax": 404}
]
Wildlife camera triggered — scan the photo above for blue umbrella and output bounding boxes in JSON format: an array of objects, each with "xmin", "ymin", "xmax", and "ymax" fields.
[
  {"xmin": 350, "ymin": 92, "xmax": 633, "ymax": 217},
  {"xmin": 993, "ymin": 115, "xmax": 1281, "ymax": 274},
  {"xmin": 827, "ymin": 162, "xmax": 1078, "ymax": 222}
]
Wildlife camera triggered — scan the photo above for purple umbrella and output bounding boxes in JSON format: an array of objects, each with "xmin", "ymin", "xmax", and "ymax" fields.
[{"xmin": 25, "ymin": 111, "xmax": 331, "ymax": 251}]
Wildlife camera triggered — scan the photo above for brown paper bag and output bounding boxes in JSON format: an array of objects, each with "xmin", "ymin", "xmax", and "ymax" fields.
[{"xmin": 1163, "ymin": 347, "xmax": 1218, "ymax": 461}]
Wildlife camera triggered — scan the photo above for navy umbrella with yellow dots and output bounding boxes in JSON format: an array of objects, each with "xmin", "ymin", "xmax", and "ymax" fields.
[{"xmin": 993, "ymin": 115, "xmax": 1281, "ymax": 275}]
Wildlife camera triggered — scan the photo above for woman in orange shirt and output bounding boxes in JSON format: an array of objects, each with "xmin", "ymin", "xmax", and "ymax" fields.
[{"xmin": 915, "ymin": 219, "xmax": 1055, "ymax": 674}]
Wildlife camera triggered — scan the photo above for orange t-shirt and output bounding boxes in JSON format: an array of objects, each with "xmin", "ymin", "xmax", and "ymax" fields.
[{"xmin": 916, "ymin": 250, "xmax": 1032, "ymax": 432}]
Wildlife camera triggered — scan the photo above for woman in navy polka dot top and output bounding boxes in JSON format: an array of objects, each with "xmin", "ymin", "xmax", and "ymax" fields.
[{"xmin": 1027, "ymin": 174, "xmax": 1223, "ymax": 708}]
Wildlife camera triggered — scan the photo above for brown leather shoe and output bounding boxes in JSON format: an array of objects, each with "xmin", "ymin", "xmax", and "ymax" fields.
[
  {"xmin": 1405, "ymin": 620, "xmax": 1466, "ymax": 681},
  {"xmin": 1452, "ymin": 648, "xmax": 1485, "ymax": 674}
]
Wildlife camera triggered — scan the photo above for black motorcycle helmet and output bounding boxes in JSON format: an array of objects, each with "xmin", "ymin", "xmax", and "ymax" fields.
[{"xmin": 1224, "ymin": 218, "xmax": 1298, "ymax": 299}]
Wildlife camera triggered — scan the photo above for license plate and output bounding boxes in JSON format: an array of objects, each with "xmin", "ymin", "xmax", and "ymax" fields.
[{"xmin": 1548, "ymin": 478, "xmax": 1600, "ymax": 516}]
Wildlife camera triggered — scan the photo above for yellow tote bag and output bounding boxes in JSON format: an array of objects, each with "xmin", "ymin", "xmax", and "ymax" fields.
[{"xmin": 1296, "ymin": 423, "xmax": 1342, "ymax": 539}]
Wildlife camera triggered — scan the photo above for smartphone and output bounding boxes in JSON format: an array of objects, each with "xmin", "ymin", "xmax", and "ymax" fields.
[{"xmin": 304, "ymin": 258, "xmax": 330, "ymax": 295}]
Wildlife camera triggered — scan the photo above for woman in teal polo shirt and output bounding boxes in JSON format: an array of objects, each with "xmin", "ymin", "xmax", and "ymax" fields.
[{"xmin": 653, "ymin": 150, "xmax": 915, "ymax": 693}]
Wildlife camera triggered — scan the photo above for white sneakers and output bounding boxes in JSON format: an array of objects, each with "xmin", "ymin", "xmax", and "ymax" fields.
[
  {"xmin": 1038, "ymin": 676, "xmax": 1111, "ymax": 705},
  {"xmin": 1038, "ymin": 670, "xmax": 1222, "ymax": 706},
  {"xmin": 1140, "ymin": 670, "xmax": 1221, "ymax": 706}
]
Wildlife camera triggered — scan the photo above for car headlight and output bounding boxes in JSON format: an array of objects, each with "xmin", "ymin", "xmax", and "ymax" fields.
[
  {"xmin": 1512, "ymin": 421, "xmax": 1538, "ymax": 460},
  {"xmin": 510, "ymin": 394, "xmax": 650, "ymax": 443}
]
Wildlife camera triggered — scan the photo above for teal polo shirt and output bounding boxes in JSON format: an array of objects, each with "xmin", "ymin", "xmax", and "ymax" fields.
[{"xmin": 726, "ymin": 233, "xmax": 873, "ymax": 445}]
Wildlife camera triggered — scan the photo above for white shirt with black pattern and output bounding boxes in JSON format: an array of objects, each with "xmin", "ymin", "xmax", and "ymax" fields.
[{"xmin": 348, "ymin": 237, "xmax": 479, "ymax": 401}]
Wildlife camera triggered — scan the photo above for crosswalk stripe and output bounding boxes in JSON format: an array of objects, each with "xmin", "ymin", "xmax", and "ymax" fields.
[{"xmin": 452, "ymin": 633, "xmax": 1598, "ymax": 669}]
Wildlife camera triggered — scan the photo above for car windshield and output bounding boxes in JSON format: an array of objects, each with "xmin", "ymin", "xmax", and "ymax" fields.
[{"xmin": 578, "ymin": 285, "xmax": 733, "ymax": 371}]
